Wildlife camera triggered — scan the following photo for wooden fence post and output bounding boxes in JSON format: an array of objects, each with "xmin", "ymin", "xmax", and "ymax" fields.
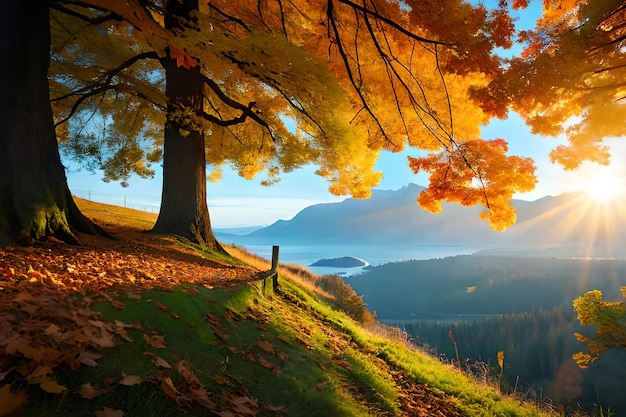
[{"xmin": 271, "ymin": 245, "xmax": 279, "ymax": 291}]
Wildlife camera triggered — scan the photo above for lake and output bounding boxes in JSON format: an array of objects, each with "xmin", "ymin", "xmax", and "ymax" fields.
[{"xmin": 222, "ymin": 241, "xmax": 482, "ymax": 276}]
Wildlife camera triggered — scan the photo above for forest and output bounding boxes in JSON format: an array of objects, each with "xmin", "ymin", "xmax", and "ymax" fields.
[{"xmin": 346, "ymin": 255, "xmax": 626, "ymax": 414}]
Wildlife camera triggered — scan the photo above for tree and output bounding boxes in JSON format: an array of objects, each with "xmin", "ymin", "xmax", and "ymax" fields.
[
  {"xmin": 0, "ymin": 1, "xmax": 103, "ymax": 245},
  {"xmin": 572, "ymin": 288, "xmax": 626, "ymax": 368},
  {"xmin": 50, "ymin": 0, "xmax": 536, "ymax": 242},
  {"xmin": 473, "ymin": 0, "xmax": 626, "ymax": 169},
  {"xmin": 150, "ymin": 0, "xmax": 223, "ymax": 250}
]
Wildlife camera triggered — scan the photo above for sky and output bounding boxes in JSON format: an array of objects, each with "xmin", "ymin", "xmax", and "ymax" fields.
[{"xmin": 64, "ymin": 1, "xmax": 626, "ymax": 228}]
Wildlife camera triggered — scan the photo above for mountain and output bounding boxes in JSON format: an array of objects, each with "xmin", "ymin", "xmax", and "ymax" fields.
[{"xmin": 219, "ymin": 183, "xmax": 626, "ymax": 257}]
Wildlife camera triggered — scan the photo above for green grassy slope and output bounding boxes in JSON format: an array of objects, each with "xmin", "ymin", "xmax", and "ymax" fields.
[{"xmin": 16, "ymin": 280, "xmax": 554, "ymax": 417}]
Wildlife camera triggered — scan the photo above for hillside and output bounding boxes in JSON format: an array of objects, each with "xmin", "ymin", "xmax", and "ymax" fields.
[
  {"xmin": 0, "ymin": 198, "xmax": 557, "ymax": 416},
  {"xmin": 222, "ymin": 184, "xmax": 626, "ymax": 258}
]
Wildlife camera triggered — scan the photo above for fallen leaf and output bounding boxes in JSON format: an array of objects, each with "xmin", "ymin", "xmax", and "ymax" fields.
[
  {"xmin": 40, "ymin": 378, "xmax": 67, "ymax": 394},
  {"xmin": 26, "ymin": 365, "xmax": 53, "ymax": 383},
  {"xmin": 119, "ymin": 374, "xmax": 143, "ymax": 386},
  {"xmin": 78, "ymin": 351, "xmax": 102, "ymax": 367},
  {"xmin": 205, "ymin": 314, "xmax": 229, "ymax": 339},
  {"xmin": 156, "ymin": 303, "xmax": 169, "ymax": 312},
  {"xmin": 143, "ymin": 352, "xmax": 171, "ymax": 368},
  {"xmin": 0, "ymin": 384, "xmax": 27, "ymax": 416},
  {"xmin": 257, "ymin": 356, "xmax": 280, "ymax": 372},
  {"xmin": 160, "ymin": 377, "xmax": 181, "ymax": 401},
  {"xmin": 186, "ymin": 287, "xmax": 200, "ymax": 295},
  {"xmin": 213, "ymin": 375, "xmax": 232, "ymax": 386},
  {"xmin": 43, "ymin": 324, "xmax": 63, "ymax": 341},
  {"xmin": 79, "ymin": 383, "xmax": 109, "ymax": 400},
  {"xmin": 143, "ymin": 334, "xmax": 166, "ymax": 349},
  {"xmin": 90, "ymin": 331, "xmax": 116, "ymax": 349},
  {"xmin": 5, "ymin": 338, "xmax": 44, "ymax": 362},
  {"xmin": 95, "ymin": 407, "xmax": 124, "ymax": 417},
  {"xmin": 253, "ymin": 340, "xmax": 275, "ymax": 354},
  {"xmin": 176, "ymin": 360, "xmax": 216, "ymax": 408},
  {"xmin": 229, "ymin": 395, "xmax": 258, "ymax": 417},
  {"xmin": 262, "ymin": 403, "xmax": 287, "ymax": 412}
]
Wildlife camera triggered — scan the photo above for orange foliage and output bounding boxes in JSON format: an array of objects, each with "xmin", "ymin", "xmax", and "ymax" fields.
[
  {"xmin": 169, "ymin": 48, "xmax": 198, "ymax": 70},
  {"xmin": 481, "ymin": 0, "xmax": 626, "ymax": 171},
  {"xmin": 409, "ymin": 139, "xmax": 536, "ymax": 230}
]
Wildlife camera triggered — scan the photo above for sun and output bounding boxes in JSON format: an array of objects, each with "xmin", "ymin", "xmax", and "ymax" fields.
[{"xmin": 582, "ymin": 170, "xmax": 624, "ymax": 203}]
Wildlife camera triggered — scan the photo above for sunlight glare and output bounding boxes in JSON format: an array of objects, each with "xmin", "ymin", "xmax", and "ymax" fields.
[{"xmin": 582, "ymin": 169, "xmax": 625, "ymax": 203}]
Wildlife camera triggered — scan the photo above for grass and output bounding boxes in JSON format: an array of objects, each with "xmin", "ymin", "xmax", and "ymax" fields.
[{"xmin": 9, "ymin": 199, "xmax": 564, "ymax": 417}]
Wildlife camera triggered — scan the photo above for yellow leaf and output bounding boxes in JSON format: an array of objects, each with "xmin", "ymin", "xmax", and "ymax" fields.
[
  {"xmin": 40, "ymin": 378, "xmax": 67, "ymax": 394},
  {"xmin": 497, "ymin": 351, "xmax": 505, "ymax": 370},
  {"xmin": 26, "ymin": 365, "xmax": 53, "ymax": 384},
  {"xmin": 0, "ymin": 384, "xmax": 27, "ymax": 416}
]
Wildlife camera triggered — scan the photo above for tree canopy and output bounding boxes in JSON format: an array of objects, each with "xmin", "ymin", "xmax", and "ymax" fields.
[
  {"xmin": 50, "ymin": 0, "xmax": 537, "ymax": 230},
  {"xmin": 474, "ymin": 0, "xmax": 626, "ymax": 170}
]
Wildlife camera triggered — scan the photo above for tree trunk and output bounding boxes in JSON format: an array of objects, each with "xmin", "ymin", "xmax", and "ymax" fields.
[
  {"xmin": 0, "ymin": 1, "xmax": 102, "ymax": 245},
  {"xmin": 151, "ymin": 0, "xmax": 225, "ymax": 253}
]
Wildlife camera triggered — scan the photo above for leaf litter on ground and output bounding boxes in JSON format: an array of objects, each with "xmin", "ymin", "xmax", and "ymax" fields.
[{"xmin": 0, "ymin": 217, "xmax": 262, "ymax": 416}]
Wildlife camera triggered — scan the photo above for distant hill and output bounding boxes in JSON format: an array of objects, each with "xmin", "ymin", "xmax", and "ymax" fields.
[{"xmin": 219, "ymin": 183, "xmax": 626, "ymax": 257}]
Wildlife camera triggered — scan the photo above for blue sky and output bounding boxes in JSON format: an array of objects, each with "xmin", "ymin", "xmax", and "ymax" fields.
[{"xmin": 64, "ymin": 1, "xmax": 626, "ymax": 228}]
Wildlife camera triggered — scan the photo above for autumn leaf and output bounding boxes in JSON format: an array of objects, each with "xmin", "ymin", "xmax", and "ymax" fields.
[
  {"xmin": 39, "ymin": 378, "xmax": 67, "ymax": 394},
  {"xmin": 228, "ymin": 395, "xmax": 258, "ymax": 417},
  {"xmin": 95, "ymin": 407, "xmax": 124, "ymax": 417},
  {"xmin": 206, "ymin": 314, "xmax": 229, "ymax": 339},
  {"xmin": 119, "ymin": 374, "xmax": 143, "ymax": 386},
  {"xmin": 262, "ymin": 403, "xmax": 287, "ymax": 412},
  {"xmin": 43, "ymin": 324, "xmax": 63, "ymax": 341},
  {"xmin": 26, "ymin": 365, "xmax": 53, "ymax": 384},
  {"xmin": 143, "ymin": 351, "xmax": 171, "ymax": 368},
  {"xmin": 160, "ymin": 377, "xmax": 184, "ymax": 403},
  {"xmin": 78, "ymin": 351, "xmax": 102, "ymax": 367},
  {"xmin": 169, "ymin": 48, "xmax": 198, "ymax": 70},
  {"xmin": 143, "ymin": 333, "xmax": 166, "ymax": 349},
  {"xmin": 176, "ymin": 360, "xmax": 216, "ymax": 408},
  {"xmin": 0, "ymin": 384, "xmax": 27, "ymax": 416},
  {"xmin": 256, "ymin": 355, "xmax": 280, "ymax": 372},
  {"xmin": 79, "ymin": 383, "xmax": 110, "ymax": 400}
]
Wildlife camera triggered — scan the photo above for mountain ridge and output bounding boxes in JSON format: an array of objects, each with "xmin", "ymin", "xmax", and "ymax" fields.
[{"xmin": 218, "ymin": 183, "xmax": 626, "ymax": 257}]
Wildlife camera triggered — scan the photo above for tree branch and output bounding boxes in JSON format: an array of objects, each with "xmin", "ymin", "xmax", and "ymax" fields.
[
  {"xmin": 50, "ymin": 2, "xmax": 123, "ymax": 25},
  {"xmin": 326, "ymin": 0, "xmax": 393, "ymax": 147},
  {"xmin": 335, "ymin": 0, "xmax": 451, "ymax": 46},
  {"xmin": 51, "ymin": 51, "xmax": 161, "ymax": 103}
]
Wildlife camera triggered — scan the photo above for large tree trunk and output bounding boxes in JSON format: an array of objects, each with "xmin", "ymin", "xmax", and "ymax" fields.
[
  {"xmin": 0, "ymin": 1, "xmax": 101, "ymax": 245},
  {"xmin": 151, "ymin": 0, "xmax": 225, "ymax": 253}
]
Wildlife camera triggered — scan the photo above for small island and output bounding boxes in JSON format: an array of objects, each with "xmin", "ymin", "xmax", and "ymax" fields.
[{"xmin": 310, "ymin": 256, "xmax": 368, "ymax": 268}]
